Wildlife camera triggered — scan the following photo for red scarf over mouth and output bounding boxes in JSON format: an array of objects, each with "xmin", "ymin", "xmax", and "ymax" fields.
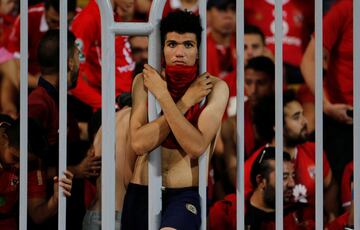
[{"xmin": 162, "ymin": 64, "xmax": 206, "ymax": 149}]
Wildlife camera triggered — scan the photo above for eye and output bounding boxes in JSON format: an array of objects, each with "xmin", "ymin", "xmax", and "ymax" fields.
[
  {"xmin": 184, "ymin": 42, "xmax": 194, "ymax": 48},
  {"xmin": 167, "ymin": 42, "xmax": 176, "ymax": 48}
]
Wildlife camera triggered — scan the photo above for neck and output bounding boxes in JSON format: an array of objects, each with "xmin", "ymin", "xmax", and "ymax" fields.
[
  {"xmin": 42, "ymin": 74, "xmax": 59, "ymax": 89},
  {"xmin": 210, "ymin": 30, "xmax": 231, "ymax": 46},
  {"xmin": 271, "ymin": 138, "xmax": 296, "ymax": 159},
  {"xmin": 250, "ymin": 189, "xmax": 274, "ymax": 212}
]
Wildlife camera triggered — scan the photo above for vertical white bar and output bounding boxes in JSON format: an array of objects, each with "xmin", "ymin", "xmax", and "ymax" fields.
[
  {"xmin": 198, "ymin": 1, "xmax": 207, "ymax": 230},
  {"xmin": 314, "ymin": 0, "xmax": 323, "ymax": 229},
  {"xmin": 97, "ymin": 0, "xmax": 116, "ymax": 229},
  {"xmin": 147, "ymin": 1, "xmax": 166, "ymax": 229},
  {"xmin": 354, "ymin": 0, "xmax": 359, "ymax": 229},
  {"xmin": 19, "ymin": 0, "xmax": 28, "ymax": 229},
  {"xmin": 58, "ymin": 0, "xmax": 68, "ymax": 229},
  {"xmin": 274, "ymin": 0, "xmax": 283, "ymax": 229},
  {"xmin": 236, "ymin": 0, "xmax": 245, "ymax": 229}
]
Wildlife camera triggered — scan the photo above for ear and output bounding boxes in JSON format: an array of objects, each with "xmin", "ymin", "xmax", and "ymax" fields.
[
  {"xmin": 68, "ymin": 57, "xmax": 74, "ymax": 72},
  {"xmin": 256, "ymin": 175, "xmax": 266, "ymax": 189}
]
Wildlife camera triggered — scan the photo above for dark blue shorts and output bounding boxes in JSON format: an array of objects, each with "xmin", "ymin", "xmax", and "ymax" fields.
[
  {"xmin": 121, "ymin": 183, "xmax": 201, "ymax": 230},
  {"xmin": 160, "ymin": 187, "xmax": 201, "ymax": 230}
]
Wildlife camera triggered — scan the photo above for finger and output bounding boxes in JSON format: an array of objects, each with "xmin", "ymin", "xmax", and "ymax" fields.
[
  {"xmin": 62, "ymin": 190, "xmax": 72, "ymax": 197},
  {"xmin": 63, "ymin": 171, "xmax": 74, "ymax": 180},
  {"xmin": 60, "ymin": 177, "xmax": 72, "ymax": 185},
  {"xmin": 59, "ymin": 183, "xmax": 72, "ymax": 194},
  {"xmin": 53, "ymin": 176, "xmax": 59, "ymax": 184},
  {"xmin": 90, "ymin": 166, "xmax": 101, "ymax": 171}
]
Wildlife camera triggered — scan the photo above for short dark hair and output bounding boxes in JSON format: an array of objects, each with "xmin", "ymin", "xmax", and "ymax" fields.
[
  {"xmin": 160, "ymin": 10, "xmax": 203, "ymax": 49},
  {"xmin": 44, "ymin": 0, "xmax": 77, "ymax": 13},
  {"xmin": 207, "ymin": 0, "xmax": 236, "ymax": 11},
  {"xmin": 37, "ymin": 29, "xmax": 76, "ymax": 75},
  {"xmin": 245, "ymin": 56, "xmax": 275, "ymax": 81},
  {"xmin": 5, "ymin": 118, "xmax": 48, "ymax": 159},
  {"xmin": 250, "ymin": 146, "xmax": 292, "ymax": 187},
  {"xmin": 253, "ymin": 94, "xmax": 275, "ymax": 143},
  {"xmin": 283, "ymin": 89, "xmax": 298, "ymax": 110},
  {"xmin": 245, "ymin": 24, "xmax": 265, "ymax": 45}
]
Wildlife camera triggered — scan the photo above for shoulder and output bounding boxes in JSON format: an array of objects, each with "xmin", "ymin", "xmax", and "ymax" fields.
[{"xmin": 207, "ymin": 76, "xmax": 229, "ymax": 102}]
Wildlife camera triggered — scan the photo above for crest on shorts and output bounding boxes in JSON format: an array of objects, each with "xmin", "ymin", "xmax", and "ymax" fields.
[{"xmin": 186, "ymin": 203, "xmax": 197, "ymax": 215}]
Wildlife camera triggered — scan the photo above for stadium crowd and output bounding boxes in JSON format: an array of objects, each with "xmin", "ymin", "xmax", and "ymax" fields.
[{"xmin": 0, "ymin": 0, "xmax": 355, "ymax": 229}]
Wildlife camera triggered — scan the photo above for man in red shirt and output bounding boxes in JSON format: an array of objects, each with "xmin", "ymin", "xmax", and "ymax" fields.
[
  {"xmin": 1, "ymin": 0, "xmax": 77, "ymax": 119},
  {"xmin": 221, "ymin": 56, "xmax": 275, "ymax": 194},
  {"xmin": 301, "ymin": 0, "xmax": 353, "ymax": 184},
  {"xmin": 209, "ymin": 147, "xmax": 313, "ymax": 230},
  {"xmin": 245, "ymin": 0, "xmax": 314, "ymax": 83},
  {"xmin": 70, "ymin": 0, "xmax": 135, "ymax": 110},
  {"xmin": 246, "ymin": 90, "xmax": 337, "ymax": 222},
  {"xmin": 0, "ymin": 117, "xmax": 73, "ymax": 230}
]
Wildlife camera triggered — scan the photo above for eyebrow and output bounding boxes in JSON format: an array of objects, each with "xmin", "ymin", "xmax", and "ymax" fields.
[{"xmin": 165, "ymin": 40, "xmax": 196, "ymax": 45}]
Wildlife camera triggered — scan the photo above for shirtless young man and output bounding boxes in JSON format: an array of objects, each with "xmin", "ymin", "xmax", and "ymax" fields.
[{"xmin": 121, "ymin": 11, "xmax": 229, "ymax": 230}]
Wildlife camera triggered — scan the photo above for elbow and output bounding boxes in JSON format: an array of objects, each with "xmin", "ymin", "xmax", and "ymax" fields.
[
  {"xmin": 131, "ymin": 139, "xmax": 147, "ymax": 156},
  {"xmin": 187, "ymin": 144, "xmax": 207, "ymax": 159}
]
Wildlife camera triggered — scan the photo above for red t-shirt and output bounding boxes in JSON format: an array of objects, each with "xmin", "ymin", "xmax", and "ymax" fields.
[
  {"xmin": 207, "ymin": 32, "xmax": 237, "ymax": 80},
  {"xmin": 70, "ymin": 0, "xmax": 135, "ymax": 110},
  {"xmin": 6, "ymin": 3, "xmax": 47, "ymax": 75},
  {"xmin": 341, "ymin": 161, "xmax": 353, "ymax": 208},
  {"xmin": 323, "ymin": 0, "xmax": 353, "ymax": 105},
  {"xmin": 0, "ymin": 168, "xmax": 46, "ymax": 229},
  {"xmin": 244, "ymin": 0, "xmax": 313, "ymax": 67},
  {"xmin": 209, "ymin": 193, "xmax": 314, "ymax": 230},
  {"xmin": 244, "ymin": 142, "xmax": 331, "ymax": 220},
  {"xmin": 0, "ymin": 13, "xmax": 16, "ymax": 48},
  {"xmin": 162, "ymin": 0, "xmax": 199, "ymax": 17},
  {"xmin": 326, "ymin": 211, "xmax": 351, "ymax": 230}
]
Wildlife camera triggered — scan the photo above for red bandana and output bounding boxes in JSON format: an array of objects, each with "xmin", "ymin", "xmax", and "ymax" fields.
[{"xmin": 162, "ymin": 64, "xmax": 206, "ymax": 149}]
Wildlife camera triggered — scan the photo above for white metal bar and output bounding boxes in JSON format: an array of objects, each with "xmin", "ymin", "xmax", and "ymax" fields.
[
  {"xmin": 147, "ymin": 1, "xmax": 167, "ymax": 229},
  {"xmin": 110, "ymin": 22, "xmax": 154, "ymax": 35},
  {"xmin": 198, "ymin": 1, "xmax": 207, "ymax": 229},
  {"xmin": 19, "ymin": 0, "xmax": 28, "ymax": 229},
  {"xmin": 236, "ymin": 0, "xmax": 245, "ymax": 229},
  {"xmin": 58, "ymin": 0, "xmax": 68, "ymax": 229},
  {"xmin": 97, "ymin": 0, "xmax": 116, "ymax": 229},
  {"xmin": 314, "ymin": 0, "xmax": 323, "ymax": 229},
  {"xmin": 274, "ymin": 0, "xmax": 283, "ymax": 229},
  {"xmin": 354, "ymin": 0, "xmax": 359, "ymax": 228}
]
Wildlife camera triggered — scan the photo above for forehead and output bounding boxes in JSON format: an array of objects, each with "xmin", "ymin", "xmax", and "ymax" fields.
[
  {"xmin": 245, "ymin": 69, "xmax": 271, "ymax": 80},
  {"xmin": 284, "ymin": 101, "xmax": 302, "ymax": 115},
  {"xmin": 283, "ymin": 161, "xmax": 295, "ymax": 173},
  {"xmin": 165, "ymin": 32, "xmax": 197, "ymax": 43},
  {"xmin": 245, "ymin": 34, "xmax": 263, "ymax": 43}
]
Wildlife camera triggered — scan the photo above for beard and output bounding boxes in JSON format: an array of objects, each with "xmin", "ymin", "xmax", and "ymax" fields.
[
  {"xmin": 263, "ymin": 184, "xmax": 276, "ymax": 209},
  {"xmin": 284, "ymin": 125, "xmax": 308, "ymax": 147}
]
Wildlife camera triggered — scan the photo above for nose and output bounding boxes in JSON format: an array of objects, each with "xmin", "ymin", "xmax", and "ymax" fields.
[
  {"xmin": 174, "ymin": 45, "xmax": 185, "ymax": 57},
  {"xmin": 287, "ymin": 176, "xmax": 295, "ymax": 188}
]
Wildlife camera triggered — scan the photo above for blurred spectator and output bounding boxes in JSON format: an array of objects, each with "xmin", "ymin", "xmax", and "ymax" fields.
[
  {"xmin": 1, "ymin": 0, "xmax": 77, "ymax": 119},
  {"xmin": 341, "ymin": 162, "xmax": 353, "ymax": 211},
  {"xmin": 27, "ymin": 30, "xmax": 98, "ymax": 229},
  {"xmin": 207, "ymin": 0, "xmax": 236, "ymax": 81},
  {"xmin": 0, "ymin": 116, "xmax": 73, "ymax": 230},
  {"xmin": 163, "ymin": 0, "xmax": 198, "ymax": 17},
  {"xmin": 70, "ymin": 0, "xmax": 135, "ymax": 110},
  {"xmin": 244, "ymin": 91, "xmax": 337, "ymax": 223},
  {"xmin": 0, "ymin": 0, "xmax": 18, "ymax": 118},
  {"xmin": 209, "ymin": 147, "xmax": 311, "ymax": 230},
  {"xmin": 217, "ymin": 56, "xmax": 274, "ymax": 200},
  {"xmin": 129, "ymin": 35, "xmax": 148, "ymax": 76},
  {"xmin": 245, "ymin": 0, "xmax": 314, "ymax": 84},
  {"xmin": 301, "ymin": 0, "xmax": 353, "ymax": 184}
]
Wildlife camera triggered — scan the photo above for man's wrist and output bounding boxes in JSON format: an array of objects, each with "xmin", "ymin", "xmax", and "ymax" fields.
[{"xmin": 177, "ymin": 98, "xmax": 190, "ymax": 114}]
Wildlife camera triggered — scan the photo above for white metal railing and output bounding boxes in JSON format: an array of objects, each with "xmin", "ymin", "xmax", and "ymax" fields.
[
  {"xmin": 314, "ymin": 0, "xmax": 324, "ymax": 229},
  {"xmin": 16, "ymin": 0, "xmax": 359, "ymax": 229},
  {"xmin": 58, "ymin": 0, "xmax": 68, "ymax": 229},
  {"xmin": 235, "ymin": 0, "xmax": 245, "ymax": 229},
  {"xmin": 354, "ymin": 0, "xmax": 359, "ymax": 229},
  {"xmin": 19, "ymin": 0, "xmax": 28, "ymax": 229},
  {"xmin": 274, "ymin": 0, "xmax": 284, "ymax": 229}
]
